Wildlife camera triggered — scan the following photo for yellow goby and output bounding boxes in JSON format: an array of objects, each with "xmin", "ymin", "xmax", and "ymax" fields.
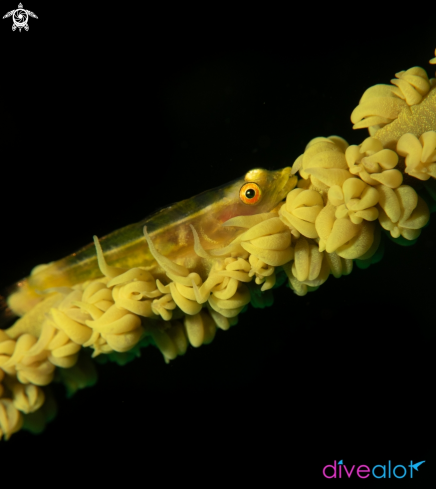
[{"xmin": 5, "ymin": 168, "xmax": 296, "ymax": 320}]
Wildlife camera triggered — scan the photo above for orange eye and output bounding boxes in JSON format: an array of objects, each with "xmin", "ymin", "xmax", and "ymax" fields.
[{"xmin": 240, "ymin": 182, "xmax": 262, "ymax": 205}]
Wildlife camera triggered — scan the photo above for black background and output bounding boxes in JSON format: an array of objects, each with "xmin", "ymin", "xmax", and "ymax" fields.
[{"xmin": 1, "ymin": 3, "xmax": 436, "ymax": 484}]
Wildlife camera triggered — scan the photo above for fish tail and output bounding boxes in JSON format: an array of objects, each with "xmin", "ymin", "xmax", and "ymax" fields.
[
  {"xmin": 0, "ymin": 285, "xmax": 19, "ymax": 329},
  {"xmin": 0, "ymin": 279, "xmax": 45, "ymax": 329}
]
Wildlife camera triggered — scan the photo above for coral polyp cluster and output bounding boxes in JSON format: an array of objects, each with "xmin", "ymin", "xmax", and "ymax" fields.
[{"xmin": 1, "ymin": 51, "xmax": 435, "ymax": 441}]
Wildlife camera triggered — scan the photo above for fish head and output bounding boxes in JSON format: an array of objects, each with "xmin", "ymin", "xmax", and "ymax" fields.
[{"xmin": 214, "ymin": 167, "xmax": 297, "ymax": 223}]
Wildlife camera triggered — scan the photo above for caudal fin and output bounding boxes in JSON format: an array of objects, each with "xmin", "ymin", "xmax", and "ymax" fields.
[
  {"xmin": 0, "ymin": 278, "xmax": 42, "ymax": 329},
  {"xmin": 0, "ymin": 290, "xmax": 18, "ymax": 329}
]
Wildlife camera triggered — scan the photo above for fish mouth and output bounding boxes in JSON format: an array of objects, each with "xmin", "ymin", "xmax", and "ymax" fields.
[{"xmin": 275, "ymin": 167, "xmax": 297, "ymax": 203}]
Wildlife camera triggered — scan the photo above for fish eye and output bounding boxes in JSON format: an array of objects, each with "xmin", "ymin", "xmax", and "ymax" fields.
[{"xmin": 240, "ymin": 182, "xmax": 262, "ymax": 205}]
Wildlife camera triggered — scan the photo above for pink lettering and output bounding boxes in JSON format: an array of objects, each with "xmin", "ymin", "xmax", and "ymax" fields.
[
  {"xmin": 322, "ymin": 461, "xmax": 337, "ymax": 479},
  {"xmin": 357, "ymin": 465, "xmax": 370, "ymax": 479}
]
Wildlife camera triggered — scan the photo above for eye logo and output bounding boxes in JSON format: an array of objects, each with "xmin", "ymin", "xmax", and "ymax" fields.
[
  {"xmin": 322, "ymin": 460, "xmax": 425, "ymax": 479},
  {"xmin": 2, "ymin": 3, "xmax": 38, "ymax": 32}
]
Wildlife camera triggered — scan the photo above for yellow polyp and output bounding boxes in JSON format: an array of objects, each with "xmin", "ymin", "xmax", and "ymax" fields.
[
  {"xmin": 351, "ymin": 67, "xmax": 432, "ymax": 136},
  {"xmin": 397, "ymin": 131, "xmax": 436, "ymax": 180},
  {"xmin": 189, "ymin": 224, "xmax": 212, "ymax": 259},
  {"xmin": 86, "ymin": 288, "xmax": 112, "ymax": 305},
  {"xmin": 249, "ymin": 232, "xmax": 291, "ymax": 251},
  {"xmin": 148, "ymin": 326, "xmax": 178, "ymax": 360},
  {"xmin": 225, "ymin": 258, "xmax": 251, "ymax": 272},
  {"xmin": 223, "ymin": 213, "xmax": 278, "ymax": 228},
  {"xmin": 51, "ymin": 309, "xmax": 92, "ymax": 345},
  {"xmin": 207, "ymin": 306, "xmax": 230, "ymax": 331},
  {"xmin": 201, "ymin": 312, "xmax": 217, "ymax": 344},
  {"xmin": 5, "ymin": 292, "xmax": 64, "ymax": 340},
  {"xmin": 166, "ymin": 271, "xmax": 202, "ymax": 288},
  {"xmin": 191, "ymin": 279, "xmax": 210, "ymax": 304},
  {"xmin": 237, "ymin": 217, "xmax": 287, "ymax": 242},
  {"xmin": 336, "ymin": 221, "xmax": 374, "ymax": 259},
  {"xmin": 377, "ymin": 185, "xmax": 401, "ymax": 223},
  {"xmin": 184, "ymin": 313, "xmax": 205, "ymax": 347},
  {"xmin": 293, "ymin": 205, "xmax": 323, "ymax": 222},
  {"xmin": 351, "ymin": 86, "xmax": 408, "ymax": 129},
  {"xmin": 208, "ymin": 296, "xmax": 242, "ymax": 318},
  {"xmin": 24, "ymin": 321, "xmax": 56, "ymax": 357},
  {"xmin": 215, "ymin": 269, "xmax": 252, "ymax": 282},
  {"xmin": 353, "ymin": 116, "xmax": 393, "ymax": 131},
  {"xmin": 343, "ymin": 178, "xmax": 365, "ymax": 201},
  {"xmin": 93, "ymin": 236, "xmax": 126, "ymax": 279},
  {"xmin": 280, "ymin": 207, "xmax": 314, "ymax": 238},
  {"xmin": 106, "ymin": 313, "xmax": 142, "ymax": 336},
  {"xmin": 7, "ymin": 282, "xmax": 47, "ymax": 319},
  {"xmin": 396, "ymin": 187, "xmax": 426, "ymax": 225},
  {"xmin": 212, "ymin": 277, "xmax": 238, "ymax": 300},
  {"xmin": 171, "ymin": 283, "xmax": 195, "ymax": 302},
  {"xmin": 17, "ymin": 359, "xmax": 55, "ymax": 386},
  {"xmin": 315, "ymin": 203, "xmax": 336, "ymax": 249},
  {"xmin": 165, "ymin": 321, "xmax": 188, "ymax": 356},
  {"xmin": 112, "ymin": 287, "xmax": 155, "ymax": 318},
  {"xmin": 260, "ymin": 274, "xmax": 276, "ymax": 291},
  {"xmin": 169, "ymin": 282, "xmax": 202, "ymax": 315},
  {"xmin": 105, "ymin": 328, "xmax": 143, "ymax": 353},
  {"xmin": 2, "ymin": 334, "xmax": 37, "ymax": 369},
  {"xmin": 47, "ymin": 329, "xmax": 69, "ymax": 351},
  {"xmin": 354, "ymin": 208, "xmax": 378, "ymax": 222},
  {"xmin": 143, "ymin": 226, "xmax": 189, "ymax": 277},
  {"xmin": 0, "ymin": 399, "xmax": 23, "ymax": 441},
  {"xmin": 208, "ymin": 241, "xmax": 245, "ymax": 257},
  {"xmin": 401, "ymin": 197, "xmax": 429, "ymax": 231},
  {"xmin": 241, "ymin": 242, "xmax": 293, "ymax": 267},
  {"xmin": 107, "ymin": 267, "xmax": 154, "ymax": 287},
  {"xmin": 86, "ymin": 306, "xmax": 140, "ymax": 335},
  {"xmin": 151, "ymin": 294, "xmax": 176, "ymax": 321},
  {"xmin": 81, "ymin": 281, "xmax": 107, "ymax": 303},
  {"xmin": 293, "ymin": 237, "xmax": 310, "ymax": 282},
  {"xmin": 362, "ymin": 148, "xmax": 399, "ymax": 169},
  {"xmin": 292, "ymin": 154, "xmax": 304, "ymax": 175},
  {"xmin": 304, "ymin": 149, "xmax": 348, "ymax": 171},
  {"xmin": 349, "ymin": 187, "xmax": 379, "ymax": 211},
  {"xmin": 390, "ymin": 67, "xmax": 431, "ymax": 105},
  {"xmin": 355, "ymin": 224, "xmax": 381, "ymax": 262},
  {"xmin": 327, "ymin": 252, "xmax": 353, "ymax": 278},
  {"xmin": 378, "ymin": 186, "xmax": 426, "ymax": 236},
  {"xmin": 420, "ymin": 131, "xmax": 436, "ymax": 163},
  {"xmin": 308, "ymin": 244, "xmax": 324, "ymax": 281},
  {"xmin": 287, "ymin": 276, "xmax": 307, "ymax": 296},
  {"xmin": 369, "ymin": 169, "xmax": 403, "ymax": 188},
  {"xmin": 156, "ymin": 280, "xmax": 171, "ymax": 294},
  {"xmin": 372, "ymin": 87, "xmax": 436, "ymax": 149},
  {"xmin": 50, "ymin": 342, "xmax": 81, "ymax": 358},
  {"xmin": 305, "ymin": 168, "xmax": 352, "ymax": 188},
  {"xmin": 85, "ymin": 304, "xmax": 126, "ymax": 329},
  {"xmin": 279, "ymin": 188, "xmax": 323, "ymax": 239},
  {"xmin": 326, "ymin": 218, "xmax": 361, "ymax": 253},
  {"xmin": 249, "ymin": 255, "xmax": 273, "ymax": 275},
  {"xmin": 82, "ymin": 330, "xmax": 100, "ymax": 348},
  {"xmin": 12, "ymin": 383, "xmax": 45, "ymax": 414},
  {"xmin": 248, "ymin": 254, "xmax": 276, "ymax": 290},
  {"xmin": 212, "ymin": 285, "xmax": 250, "ymax": 310},
  {"xmin": 325, "ymin": 252, "xmax": 343, "ymax": 278}
]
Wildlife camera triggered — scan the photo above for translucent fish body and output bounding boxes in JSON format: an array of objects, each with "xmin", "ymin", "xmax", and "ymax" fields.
[{"xmin": 5, "ymin": 167, "xmax": 296, "ymax": 319}]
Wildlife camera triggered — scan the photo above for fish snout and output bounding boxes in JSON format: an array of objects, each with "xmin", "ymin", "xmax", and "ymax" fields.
[{"xmin": 278, "ymin": 167, "xmax": 297, "ymax": 199}]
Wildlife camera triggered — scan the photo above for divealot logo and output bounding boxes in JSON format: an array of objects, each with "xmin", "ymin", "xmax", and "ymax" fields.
[{"xmin": 322, "ymin": 460, "xmax": 426, "ymax": 479}]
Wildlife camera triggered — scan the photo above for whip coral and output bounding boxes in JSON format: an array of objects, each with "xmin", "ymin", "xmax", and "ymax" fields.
[{"xmin": 1, "ymin": 44, "xmax": 435, "ymax": 442}]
